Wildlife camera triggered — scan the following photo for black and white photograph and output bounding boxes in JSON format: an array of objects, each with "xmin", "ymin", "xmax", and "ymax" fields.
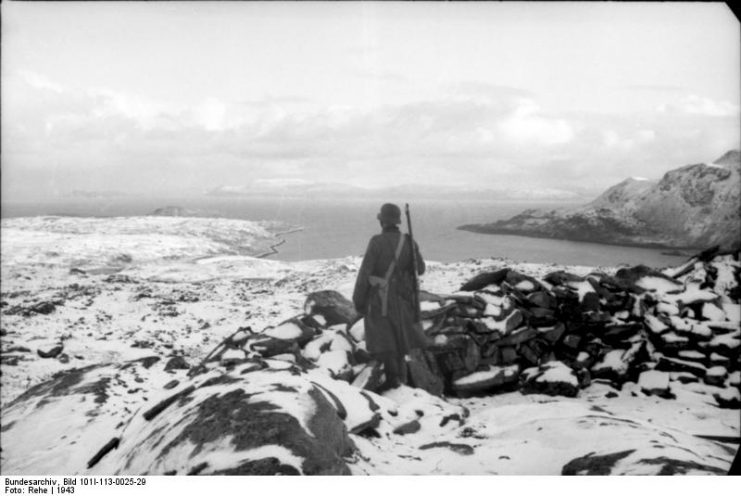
[{"xmin": 1, "ymin": 0, "xmax": 740, "ymax": 481}]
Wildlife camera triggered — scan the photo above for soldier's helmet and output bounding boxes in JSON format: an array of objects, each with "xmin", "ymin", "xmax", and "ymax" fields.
[{"xmin": 377, "ymin": 203, "xmax": 402, "ymax": 225}]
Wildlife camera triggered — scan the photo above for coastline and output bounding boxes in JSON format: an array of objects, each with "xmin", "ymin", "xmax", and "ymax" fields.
[
  {"xmin": 256, "ymin": 227, "xmax": 304, "ymax": 259},
  {"xmin": 457, "ymin": 224, "xmax": 704, "ymax": 252}
]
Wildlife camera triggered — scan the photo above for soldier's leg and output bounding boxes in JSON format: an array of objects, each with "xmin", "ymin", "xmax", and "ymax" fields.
[{"xmin": 377, "ymin": 351, "xmax": 402, "ymax": 390}]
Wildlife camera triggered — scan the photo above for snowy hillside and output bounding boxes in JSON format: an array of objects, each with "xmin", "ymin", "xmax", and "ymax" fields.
[{"xmin": 0, "ymin": 216, "xmax": 738, "ymax": 475}]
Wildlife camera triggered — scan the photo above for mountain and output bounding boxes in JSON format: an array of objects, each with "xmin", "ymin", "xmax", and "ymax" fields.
[
  {"xmin": 459, "ymin": 151, "xmax": 741, "ymax": 251},
  {"xmin": 207, "ymin": 182, "xmax": 588, "ymax": 202}
]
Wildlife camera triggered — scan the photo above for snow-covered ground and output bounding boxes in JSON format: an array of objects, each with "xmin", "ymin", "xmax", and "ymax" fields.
[{"xmin": 1, "ymin": 216, "xmax": 738, "ymax": 475}]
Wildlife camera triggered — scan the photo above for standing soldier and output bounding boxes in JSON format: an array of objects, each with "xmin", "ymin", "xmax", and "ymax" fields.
[{"xmin": 353, "ymin": 203, "xmax": 427, "ymax": 392}]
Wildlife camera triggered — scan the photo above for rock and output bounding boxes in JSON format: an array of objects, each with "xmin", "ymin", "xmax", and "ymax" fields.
[
  {"xmin": 527, "ymin": 291, "xmax": 555, "ymax": 309},
  {"xmin": 561, "ymin": 334, "xmax": 582, "ymax": 351},
  {"xmin": 704, "ymin": 366, "xmax": 728, "ymax": 386},
  {"xmin": 506, "ymin": 271, "xmax": 541, "ymax": 293},
  {"xmin": 537, "ymin": 322, "xmax": 566, "ymax": 344},
  {"xmin": 704, "ymin": 332, "xmax": 740, "ymax": 357},
  {"xmin": 591, "ymin": 343, "xmax": 643, "ymax": 384},
  {"xmin": 164, "ymin": 356, "xmax": 190, "ymax": 371},
  {"xmin": 452, "ymin": 365, "xmax": 519, "ymax": 394},
  {"xmin": 37, "ymin": 344, "xmax": 64, "ymax": 359},
  {"xmin": 544, "ymin": 271, "xmax": 585, "ymax": 286},
  {"xmin": 497, "ymin": 326, "xmax": 537, "ymax": 347},
  {"xmin": 499, "ymin": 346, "xmax": 518, "ymax": 365},
  {"xmin": 1, "ymin": 355, "xmax": 21, "ymax": 366},
  {"xmin": 728, "ymin": 371, "xmax": 740, "ymax": 387},
  {"xmin": 419, "ymin": 441, "xmax": 475, "ymax": 456},
  {"xmin": 521, "ymin": 361, "xmax": 580, "ymax": 397},
  {"xmin": 315, "ymin": 350, "xmax": 353, "ymax": 382},
  {"xmin": 644, "ymin": 314, "xmax": 670, "ymax": 335},
  {"xmin": 669, "ymin": 372, "xmax": 700, "ymax": 384},
  {"xmin": 304, "ymin": 290, "xmax": 359, "ymax": 326},
  {"xmin": 616, "ymin": 265, "xmax": 681, "ymax": 289},
  {"xmin": 562, "ymin": 450, "xmax": 636, "ymax": 475},
  {"xmin": 638, "ymin": 370, "xmax": 672, "ymax": 398},
  {"xmin": 459, "ymin": 269, "xmax": 509, "ymax": 292},
  {"xmin": 602, "ymin": 323, "xmax": 642, "ymax": 344},
  {"xmin": 347, "ymin": 318, "xmax": 365, "ymax": 343},
  {"xmin": 709, "ymin": 352, "xmax": 730, "ymax": 367},
  {"xmin": 393, "ymin": 419, "xmax": 421, "ymax": 435},
  {"xmin": 658, "ymin": 332, "xmax": 690, "ymax": 353},
  {"xmin": 263, "ymin": 319, "xmax": 316, "ymax": 347},
  {"xmin": 580, "ymin": 292, "xmax": 601, "ymax": 313},
  {"xmin": 677, "ymin": 350, "xmax": 706, "ymax": 362},
  {"xmin": 655, "ymin": 356, "xmax": 707, "ymax": 378},
  {"xmin": 351, "ymin": 361, "xmax": 385, "ymax": 391},
  {"xmin": 714, "ymin": 387, "xmax": 741, "ymax": 409},
  {"xmin": 702, "ymin": 303, "xmax": 726, "ymax": 321}
]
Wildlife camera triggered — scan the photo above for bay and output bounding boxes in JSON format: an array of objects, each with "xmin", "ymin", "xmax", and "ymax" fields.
[{"xmin": 1, "ymin": 196, "xmax": 686, "ymax": 268}]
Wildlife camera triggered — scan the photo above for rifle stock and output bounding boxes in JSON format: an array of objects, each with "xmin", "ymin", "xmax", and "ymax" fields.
[{"xmin": 405, "ymin": 203, "xmax": 421, "ymax": 322}]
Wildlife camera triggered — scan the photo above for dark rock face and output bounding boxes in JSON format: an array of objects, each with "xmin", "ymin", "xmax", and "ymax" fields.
[
  {"xmin": 459, "ymin": 151, "xmax": 741, "ymax": 251},
  {"xmin": 562, "ymin": 450, "xmax": 636, "ymax": 475}
]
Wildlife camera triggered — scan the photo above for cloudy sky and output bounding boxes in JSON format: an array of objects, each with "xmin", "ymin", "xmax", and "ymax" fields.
[{"xmin": 2, "ymin": 1, "xmax": 739, "ymax": 201}]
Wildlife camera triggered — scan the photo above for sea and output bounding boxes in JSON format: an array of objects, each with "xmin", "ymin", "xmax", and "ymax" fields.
[{"xmin": 1, "ymin": 196, "xmax": 688, "ymax": 269}]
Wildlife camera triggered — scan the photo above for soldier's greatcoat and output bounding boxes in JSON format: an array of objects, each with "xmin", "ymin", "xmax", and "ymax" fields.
[{"xmin": 352, "ymin": 225, "xmax": 427, "ymax": 356}]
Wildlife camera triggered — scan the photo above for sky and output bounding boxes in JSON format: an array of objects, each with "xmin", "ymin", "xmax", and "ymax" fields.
[{"xmin": 2, "ymin": 1, "xmax": 740, "ymax": 201}]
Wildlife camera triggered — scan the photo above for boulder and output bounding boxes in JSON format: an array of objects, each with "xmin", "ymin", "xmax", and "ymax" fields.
[{"xmin": 304, "ymin": 290, "xmax": 359, "ymax": 326}]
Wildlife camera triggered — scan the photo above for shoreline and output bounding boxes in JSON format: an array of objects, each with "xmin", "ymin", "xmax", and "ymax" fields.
[{"xmin": 256, "ymin": 227, "xmax": 304, "ymax": 259}]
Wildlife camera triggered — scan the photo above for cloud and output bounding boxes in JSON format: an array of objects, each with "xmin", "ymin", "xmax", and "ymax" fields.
[
  {"xmin": 659, "ymin": 94, "xmax": 740, "ymax": 117},
  {"xmin": 3, "ymin": 71, "xmax": 739, "ymax": 200},
  {"xmin": 497, "ymin": 99, "xmax": 574, "ymax": 146}
]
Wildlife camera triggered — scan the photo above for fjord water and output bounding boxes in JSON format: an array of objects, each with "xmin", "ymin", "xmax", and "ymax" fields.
[{"xmin": 1, "ymin": 196, "xmax": 684, "ymax": 268}]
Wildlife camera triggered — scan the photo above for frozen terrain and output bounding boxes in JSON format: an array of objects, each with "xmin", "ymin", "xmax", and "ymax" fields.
[{"xmin": 0, "ymin": 215, "xmax": 738, "ymax": 475}]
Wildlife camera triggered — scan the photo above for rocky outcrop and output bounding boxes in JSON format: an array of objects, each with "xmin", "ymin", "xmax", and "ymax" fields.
[{"xmin": 460, "ymin": 151, "xmax": 741, "ymax": 251}]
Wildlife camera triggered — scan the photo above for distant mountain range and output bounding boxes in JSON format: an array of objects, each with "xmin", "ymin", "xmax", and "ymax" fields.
[
  {"xmin": 206, "ymin": 182, "xmax": 590, "ymax": 202},
  {"xmin": 459, "ymin": 150, "xmax": 741, "ymax": 251}
]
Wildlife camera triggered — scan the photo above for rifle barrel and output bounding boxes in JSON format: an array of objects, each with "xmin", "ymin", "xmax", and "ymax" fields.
[{"xmin": 405, "ymin": 203, "xmax": 421, "ymax": 321}]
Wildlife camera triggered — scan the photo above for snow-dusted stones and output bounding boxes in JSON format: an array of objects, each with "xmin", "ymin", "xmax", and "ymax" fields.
[
  {"xmin": 0, "ymin": 357, "xmax": 179, "ymax": 474},
  {"xmin": 521, "ymin": 361, "xmax": 580, "ymax": 397}
]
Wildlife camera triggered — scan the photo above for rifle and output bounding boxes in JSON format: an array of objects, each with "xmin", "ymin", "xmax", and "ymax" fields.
[{"xmin": 405, "ymin": 203, "xmax": 421, "ymax": 322}]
